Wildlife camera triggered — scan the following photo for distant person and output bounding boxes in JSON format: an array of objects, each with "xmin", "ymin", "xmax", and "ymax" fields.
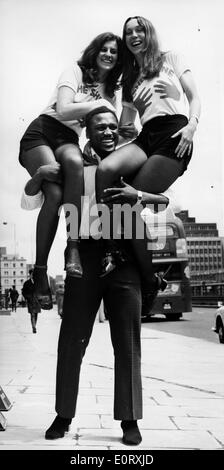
[
  {"xmin": 4, "ymin": 290, "xmax": 10, "ymax": 310},
  {"xmin": 9, "ymin": 286, "xmax": 19, "ymax": 312},
  {"xmin": 22, "ymin": 269, "xmax": 41, "ymax": 334},
  {"xmin": 55, "ymin": 284, "xmax": 64, "ymax": 318}
]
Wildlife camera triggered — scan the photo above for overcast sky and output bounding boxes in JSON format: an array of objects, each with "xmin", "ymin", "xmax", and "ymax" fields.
[{"xmin": 0, "ymin": 0, "xmax": 223, "ymax": 277}]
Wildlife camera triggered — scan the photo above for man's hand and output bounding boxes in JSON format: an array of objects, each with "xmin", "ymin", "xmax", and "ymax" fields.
[
  {"xmin": 100, "ymin": 179, "xmax": 138, "ymax": 205},
  {"xmin": 38, "ymin": 163, "xmax": 62, "ymax": 184}
]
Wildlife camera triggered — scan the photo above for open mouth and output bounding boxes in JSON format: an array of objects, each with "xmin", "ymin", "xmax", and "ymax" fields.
[
  {"xmin": 131, "ymin": 40, "xmax": 142, "ymax": 47},
  {"xmin": 101, "ymin": 57, "xmax": 113, "ymax": 64}
]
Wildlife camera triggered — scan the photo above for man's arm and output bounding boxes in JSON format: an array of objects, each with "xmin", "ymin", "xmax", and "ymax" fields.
[
  {"xmin": 25, "ymin": 163, "xmax": 62, "ymax": 196},
  {"xmin": 100, "ymin": 179, "xmax": 170, "ymax": 208},
  {"xmin": 21, "ymin": 163, "xmax": 62, "ymax": 210}
]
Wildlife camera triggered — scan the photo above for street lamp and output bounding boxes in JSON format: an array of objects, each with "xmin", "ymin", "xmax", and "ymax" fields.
[{"xmin": 2, "ymin": 222, "xmax": 17, "ymax": 257}]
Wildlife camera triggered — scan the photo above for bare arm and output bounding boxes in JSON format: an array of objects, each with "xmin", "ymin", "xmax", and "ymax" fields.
[
  {"xmin": 56, "ymin": 86, "xmax": 115, "ymax": 121},
  {"xmin": 101, "ymin": 179, "xmax": 169, "ymax": 208},
  {"xmin": 25, "ymin": 163, "xmax": 62, "ymax": 196},
  {"xmin": 172, "ymin": 70, "xmax": 201, "ymax": 158}
]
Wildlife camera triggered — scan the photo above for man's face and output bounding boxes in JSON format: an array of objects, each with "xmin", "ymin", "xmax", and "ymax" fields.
[{"xmin": 87, "ymin": 112, "xmax": 119, "ymax": 158}]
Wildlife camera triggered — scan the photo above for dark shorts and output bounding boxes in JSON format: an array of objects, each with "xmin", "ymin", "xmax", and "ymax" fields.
[
  {"xmin": 133, "ymin": 114, "xmax": 193, "ymax": 174},
  {"xmin": 19, "ymin": 114, "xmax": 79, "ymax": 167}
]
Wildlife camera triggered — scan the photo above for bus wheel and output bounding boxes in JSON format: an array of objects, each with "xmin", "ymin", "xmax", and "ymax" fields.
[
  {"xmin": 218, "ymin": 323, "xmax": 224, "ymax": 344},
  {"xmin": 165, "ymin": 313, "xmax": 182, "ymax": 321}
]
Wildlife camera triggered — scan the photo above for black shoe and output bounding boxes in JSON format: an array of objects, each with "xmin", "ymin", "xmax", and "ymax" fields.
[
  {"xmin": 45, "ymin": 415, "xmax": 72, "ymax": 440},
  {"xmin": 142, "ymin": 273, "xmax": 167, "ymax": 316},
  {"xmin": 32, "ymin": 327, "xmax": 37, "ymax": 334},
  {"xmin": 121, "ymin": 420, "xmax": 142, "ymax": 446}
]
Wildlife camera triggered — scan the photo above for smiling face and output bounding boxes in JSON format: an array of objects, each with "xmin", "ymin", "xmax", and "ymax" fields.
[
  {"xmin": 87, "ymin": 112, "xmax": 119, "ymax": 158},
  {"xmin": 124, "ymin": 18, "xmax": 146, "ymax": 57},
  {"xmin": 96, "ymin": 39, "xmax": 118, "ymax": 80}
]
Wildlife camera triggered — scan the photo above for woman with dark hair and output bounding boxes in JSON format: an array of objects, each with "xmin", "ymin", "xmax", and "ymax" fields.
[
  {"xmin": 19, "ymin": 32, "xmax": 122, "ymax": 309},
  {"xmin": 96, "ymin": 16, "xmax": 201, "ymax": 304}
]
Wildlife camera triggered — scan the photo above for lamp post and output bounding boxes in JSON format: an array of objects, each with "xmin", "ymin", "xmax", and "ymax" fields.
[{"xmin": 2, "ymin": 222, "xmax": 17, "ymax": 257}]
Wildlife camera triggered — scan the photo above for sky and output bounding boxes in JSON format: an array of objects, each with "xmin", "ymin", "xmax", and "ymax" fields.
[{"xmin": 0, "ymin": 0, "xmax": 223, "ymax": 277}]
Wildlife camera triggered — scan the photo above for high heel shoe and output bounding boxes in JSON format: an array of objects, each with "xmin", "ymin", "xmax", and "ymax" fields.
[
  {"xmin": 33, "ymin": 265, "xmax": 53, "ymax": 310},
  {"xmin": 64, "ymin": 241, "xmax": 83, "ymax": 278},
  {"xmin": 142, "ymin": 273, "xmax": 167, "ymax": 316}
]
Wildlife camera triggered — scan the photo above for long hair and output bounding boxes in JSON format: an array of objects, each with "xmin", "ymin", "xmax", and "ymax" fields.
[
  {"xmin": 122, "ymin": 16, "xmax": 164, "ymax": 102},
  {"xmin": 77, "ymin": 32, "xmax": 123, "ymax": 98}
]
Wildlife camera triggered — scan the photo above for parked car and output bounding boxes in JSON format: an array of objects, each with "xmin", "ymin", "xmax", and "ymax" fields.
[{"xmin": 212, "ymin": 303, "xmax": 224, "ymax": 344}]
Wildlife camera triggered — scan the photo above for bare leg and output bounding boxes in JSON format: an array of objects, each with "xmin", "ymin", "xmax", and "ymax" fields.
[
  {"xmin": 55, "ymin": 144, "xmax": 84, "ymax": 277},
  {"xmin": 96, "ymin": 143, "xmax": 147, "ymax": 202},
  {"xmin": 21, "ymin": 146, "xmax": 62, "ymax": 307},
  {"xmin": 129, "ymin": 155, "xmax": 185, "ymax": 282},
  {"xmin": 96, "ymin": 143, "xmax": 147, "ymax": 275},
  {"xmin": 21, "ymin": 145, "xmax": 62, "ymax": 265}
]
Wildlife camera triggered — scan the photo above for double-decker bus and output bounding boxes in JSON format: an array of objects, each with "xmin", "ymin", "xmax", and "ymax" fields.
[{"xmin": 142, "ymin": 206, "xmax": 192, "ymax": 320}]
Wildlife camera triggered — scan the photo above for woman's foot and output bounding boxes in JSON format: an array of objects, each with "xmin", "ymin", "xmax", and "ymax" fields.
[
  {"xmin": 64, "ymin": 241, "xmax": 83, "ymax": 277},
  {"xmin": 33, "ymin": 266, "xmax": 53, "ymax": 310},
  {"xmin": 142, "ymin": 273, "xmax": 167, "ymax": 316},
  {"xmin": 121, "ymin": 420, "xmax": 142, "ymax": 446},
  {"xmin": 45, "ymin": 415, "xmax": 72, "ymax": 440}
]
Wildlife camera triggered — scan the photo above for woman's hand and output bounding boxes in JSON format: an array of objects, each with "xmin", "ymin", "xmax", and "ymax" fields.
[
  {"xmin": 118, "ymin": 122, "xmax": 138, "ymax": 140},
  {"xmin": 100, "ymin": 179, "xmax": 138, "ymax": 205},
  {"xmin": 171, "ymin": 123, "xmax": 196, "ymax": 159}
]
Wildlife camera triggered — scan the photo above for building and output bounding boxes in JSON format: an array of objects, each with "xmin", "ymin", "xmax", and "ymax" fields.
[
  {"xmin": 0, "ymin": 247, "xmax": 27, "ymax": 296},
  {"xmin": 177, "ymin": 211, "xmax": 224, "ymax": 285}
]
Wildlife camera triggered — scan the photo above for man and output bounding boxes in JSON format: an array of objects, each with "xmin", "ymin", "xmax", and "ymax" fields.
[
  {"xmin": 22, "ymin": 269, "xmax": 41, "ymax": 333},
  {"xmin": 9, "ymin": 285, "xmax": 19, "ymax": 312},
  {"xmin": 21, "ymin": 107, "xmax": 170, "ymax": 445}
]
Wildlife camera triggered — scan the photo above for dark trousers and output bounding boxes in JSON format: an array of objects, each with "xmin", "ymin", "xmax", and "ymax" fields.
[
  {"xmin": 55, "ymin": 240, "xmax": 142, "ymax": 421},
  {"xmin": 30, "ymin": 312, "xmax": 38, "ymax": 329}
]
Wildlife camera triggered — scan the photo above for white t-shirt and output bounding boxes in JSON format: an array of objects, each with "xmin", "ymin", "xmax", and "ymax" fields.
[
  {"xmin": 42, "ymin": 62, "xmax": 116, "ymax": 136},
  {"xmin": 122, "ymin": 51, "xmax": 190, "ymax": 126}
]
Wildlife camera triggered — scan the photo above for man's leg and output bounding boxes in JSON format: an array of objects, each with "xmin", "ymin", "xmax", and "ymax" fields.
[
  {"xmin": 46, "ymin": 241, "xmax": 102, "ymax": 439},
  {"xmin": 103, "ymin": 255, "xmax": 142, "ymax": 444}
]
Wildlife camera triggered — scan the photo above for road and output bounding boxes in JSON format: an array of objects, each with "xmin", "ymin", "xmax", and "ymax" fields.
[{"xmin": 142, "ymin": 307, "xmax": 220, "ymax": 344}]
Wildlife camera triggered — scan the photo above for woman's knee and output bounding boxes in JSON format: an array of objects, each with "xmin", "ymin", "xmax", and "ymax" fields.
[
  {"xmin": 97, "ymin": 159, "xmax": 119, "ymax": 181},
  {"xmin": 57, "ymin": 146, "xmax": 83, "ymax": 172},
  {"xmin": 42, "ymin": 182, "xmax": 63, "ymax": 207}
]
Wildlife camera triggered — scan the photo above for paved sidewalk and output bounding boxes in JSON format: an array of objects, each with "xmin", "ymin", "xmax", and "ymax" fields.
[{"xmin": 0, "ymin": 307, "xmax": 224, "ymax": 450}]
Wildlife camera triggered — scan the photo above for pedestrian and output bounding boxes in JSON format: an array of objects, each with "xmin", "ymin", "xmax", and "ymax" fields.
[
  {"xmin": 4, "ymin": 289, "xmax": 10, "ymax": 310},
  {"xmin": 9, "ymin": 286, "xmax": 19, "ymax": 312},
  {"xmin": 19, "ymin": 31, "xmax": 123, "ymax": 310},
  {"xmin": 55, "ymin": 284, "xmax": 64, "ymax": 318},
  {"xmin": 96, "ymin": 15, "xmax": 201, "ymax": 299},
  {"xmin": 44, "ymin": 107, "xmax": 173, "ymax": 446},
  {"xmin": 22, "ymin": 269, "xmax": 41, "ymax": 334}
]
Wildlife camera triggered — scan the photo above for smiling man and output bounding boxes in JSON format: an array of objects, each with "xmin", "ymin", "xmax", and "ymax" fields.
[{"xmin": 21, "ymin": 106, "xmax": 170, "ymax": 445}]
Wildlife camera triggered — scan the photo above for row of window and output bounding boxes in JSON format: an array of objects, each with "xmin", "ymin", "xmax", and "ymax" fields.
[
  {"xmin": 2, "ymin": 262, "xmax": 24, "ymax": 267},
  {"xmin": 3, "ymin": 271, "xmax": 24, "ymax": 275},
  {"xmin": 3, "ymin": 279, "xmax": 24, "ymax": 284},
  {"xmin": 187, "ymin": 240, "xmax": 222, "ymax": 246}
]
